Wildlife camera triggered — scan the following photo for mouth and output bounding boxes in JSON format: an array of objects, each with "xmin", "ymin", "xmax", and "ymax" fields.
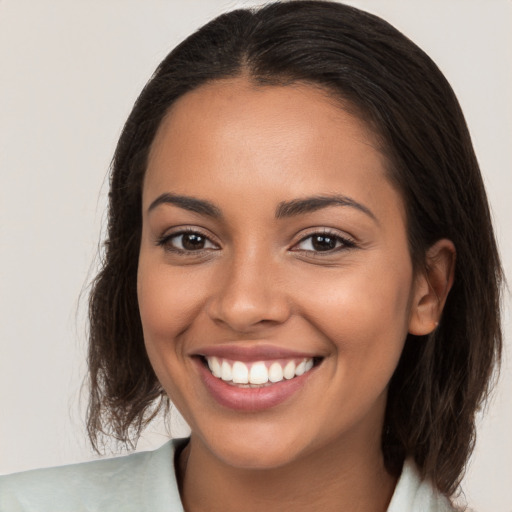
[
  {"xmin": 200, "ymin": 356, "xmax": 320, "ymax": 387},
  {"xmin": 193, "ymin": 347, "xmax": 324, "ymax": 411}
]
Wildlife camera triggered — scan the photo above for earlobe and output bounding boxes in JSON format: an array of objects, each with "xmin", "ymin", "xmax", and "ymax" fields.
[{"xmin": 408, "ymin": 239, "xmax": 456, "ymax": 336}]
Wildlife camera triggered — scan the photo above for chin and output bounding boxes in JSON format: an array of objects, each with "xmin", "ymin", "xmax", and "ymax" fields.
[
  {"xmin": 194, "ymin": 420, "xmax": 318, "ymax": 470},
  {"xmin": 212, "ymin": 440, "xmax": 301, "ymax": 470}
]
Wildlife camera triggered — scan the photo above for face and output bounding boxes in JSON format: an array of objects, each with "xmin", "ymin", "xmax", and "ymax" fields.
[{"xmin": 138, "ymin": 78, "xmax": 420, "ymax": 470}]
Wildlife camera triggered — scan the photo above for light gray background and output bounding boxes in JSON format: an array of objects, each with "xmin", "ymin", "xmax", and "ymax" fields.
[{"xmin": 0, "ymin": 1, "xmax": 510, "ymax": 510}]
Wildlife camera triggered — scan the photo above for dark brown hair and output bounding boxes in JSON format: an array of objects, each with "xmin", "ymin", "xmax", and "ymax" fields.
[{"xmin": 87, "ymin": 0, "xmax": 503, "ymax": 496}]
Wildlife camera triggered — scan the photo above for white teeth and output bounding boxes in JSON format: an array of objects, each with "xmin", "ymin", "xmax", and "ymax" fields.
[
  {"xmin": 268, "ymin": 362, "xmax": 284, "ymax": 383},
  {"xmin": 283, "ymin": 361, "xmax": 296, "ymax": 380},
  {"xmin": 249, "ymin": 362, "xmax": 269, "ymax": 384},
  {"xmin": 206, "ymin": 357, "xmax": 316, "ymax": 385},
  {"xmin": 208, "ymin": 356, "xmax": 222, "ymax": 378},
  {"xmin": 295, "ymin": 360, "xmax": 306, "ymax": 376},
  {"xmin": 221, "ymin": 360, "xmax": 232, "ymax": 381},
  {"xmin": 232, "ymin": 361, "xmax": 249, "ymax": 384}
]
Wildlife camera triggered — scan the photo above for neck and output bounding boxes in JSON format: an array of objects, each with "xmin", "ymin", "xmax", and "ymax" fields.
[{"xmin": 178, "ymin": 430, "xmax": 397, "ymax": 512}]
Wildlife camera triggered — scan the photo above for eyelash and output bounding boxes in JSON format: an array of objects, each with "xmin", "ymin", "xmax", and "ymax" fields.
[
  {"xmin": 293, "ymin": 229, "xmax": 357, "ymax": 254},
  {"xmin": 156, "ymin": 227, "xmax": 218, "ymax": 256},
  {"xmin": 156, "ymin": 227, "xmax": 357, "ymax": 256}
]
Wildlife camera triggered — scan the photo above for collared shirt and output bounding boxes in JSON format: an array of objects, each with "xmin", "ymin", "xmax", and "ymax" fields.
[{"xmin": 0, "ymin": 438, "xmax": 456, "ymax": 511}]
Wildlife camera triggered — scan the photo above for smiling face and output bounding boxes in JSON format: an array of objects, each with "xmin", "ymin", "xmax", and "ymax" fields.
[{"xmin": 138, "ymin": 78, "xmax": 421, "ymax": 470}]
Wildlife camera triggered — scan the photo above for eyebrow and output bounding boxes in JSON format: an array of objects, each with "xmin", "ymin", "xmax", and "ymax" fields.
[
  {"xmin": 275, "ymin": 195, "xmax": 377, "ymax": 222},
  {"xmin": 148, "ymin": 192, "xmax": 376, "ymax": 223},
  {"xmin": 148, "ymin": 193, "xmax": 222, "ymax": 218}
]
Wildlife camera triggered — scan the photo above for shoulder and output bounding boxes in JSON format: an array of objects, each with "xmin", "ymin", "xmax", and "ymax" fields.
[
  {"xmin": 387, "ymin": 459, "xmax": 458, "ymax": 512},
  {"xmin": 0, "ymin": 439, "xmax": 187, "ymax": 512}
]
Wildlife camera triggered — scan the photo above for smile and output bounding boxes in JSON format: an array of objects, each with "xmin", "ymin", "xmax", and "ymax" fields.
[
  {"xmin": 205, "ymin": 356, "xmax": 315, "ymax": 386},
  {"xmin": 194, "ymin": 348, "xmax": 323, "ymax": 411}
]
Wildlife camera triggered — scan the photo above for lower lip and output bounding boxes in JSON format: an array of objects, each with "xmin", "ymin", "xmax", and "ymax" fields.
[{"xmin": 195, "ymin": 359, "xmax": 317, "ymax": 412}]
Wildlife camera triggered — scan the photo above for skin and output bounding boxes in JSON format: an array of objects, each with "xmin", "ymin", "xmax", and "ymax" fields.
[{"xmin": 137, "ymin": 78, "xmax": 455, "ymax": 512}]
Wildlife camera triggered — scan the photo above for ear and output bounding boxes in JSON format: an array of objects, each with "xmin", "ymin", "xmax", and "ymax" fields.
[{"xmin": 408, "ymin": 239, "xmax": 456, "ymax": 336}]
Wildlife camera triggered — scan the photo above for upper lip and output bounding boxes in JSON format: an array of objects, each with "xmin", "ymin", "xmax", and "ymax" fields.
[{"xmin": 192, "ymin": 344, "xmax": 322, "ymax": 362}]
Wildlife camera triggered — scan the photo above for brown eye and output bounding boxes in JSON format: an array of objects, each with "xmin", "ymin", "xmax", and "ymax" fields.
[
  {"xmin": 311, "ymin": 235, "xmax": 338, "ymax": 251},
  {"xmin": 181, "ymin": 233, "xmax": 207, "ymax": 250},
  {"xmin": 293, "ymin": 231, "xmax": 356, "ymax": 253},
  {"xmin": 158, "ymin": 230, "xmax": 218, "ymax": 253}
]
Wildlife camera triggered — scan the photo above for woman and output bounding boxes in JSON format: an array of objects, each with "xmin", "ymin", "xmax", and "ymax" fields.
[{"xmin": 0, "ymin": 1, "xmax": 503, "ymax": 511}]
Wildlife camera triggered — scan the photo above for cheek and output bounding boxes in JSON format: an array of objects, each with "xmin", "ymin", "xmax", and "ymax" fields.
[
  {"xmin": 137, "ymin": 259, "xmax": 205, "ymax": 342},
  {"xmin": 136, "ymin": 258, "xmax": 199, "ymax": 393},
  {"xmin": 297, "ymin": 259, "xmax": 413, "ymax": 373},
  {"xmin": 296, "ymin": 265, "xmax": 413, "ymax": 431},
  {"xmin": 303, "ymin": 260, "xmax": 412, "ymax": 323},
  {"xmin": 136, "ymin": 258, "xmax": 204, "ymax": 414}
]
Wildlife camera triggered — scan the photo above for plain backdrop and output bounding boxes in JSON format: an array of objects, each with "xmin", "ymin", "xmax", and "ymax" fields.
[{"xmin": 0, "ymin": 0, "xmax": 510, "ymax": 510}]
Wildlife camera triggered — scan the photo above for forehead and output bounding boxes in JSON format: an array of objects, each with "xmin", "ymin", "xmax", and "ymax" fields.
[
  {"xmin": 149, "ymin": 77, "xmax": 382, "ymax": 167},
  {"xmin": 144, "ymin": 77, "xmax": 403, "ymax": 223}
]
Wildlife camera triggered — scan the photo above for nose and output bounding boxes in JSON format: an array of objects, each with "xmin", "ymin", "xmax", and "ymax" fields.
[{"xmin": 206, "ymin": 251, "xmax": 291, "ymax": 333}]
